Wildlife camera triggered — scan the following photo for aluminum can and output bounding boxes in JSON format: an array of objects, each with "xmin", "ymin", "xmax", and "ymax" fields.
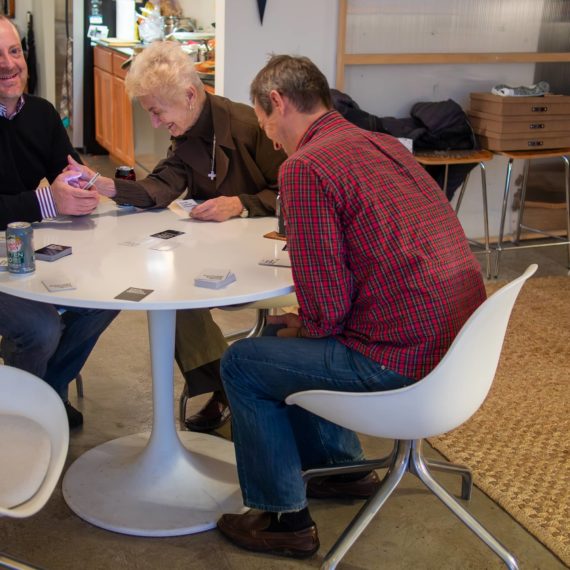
[
  {"xmin": 6, "ymin": 222, "xmax": 35, "ymax": 274},
  {"xmin": 115, "ymin": 166, "xmax": 136, "ymax": 181}
]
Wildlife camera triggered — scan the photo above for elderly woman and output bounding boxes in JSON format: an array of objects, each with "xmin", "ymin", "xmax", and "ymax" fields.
[{"xmin": 70, "ymin": 41, "xmax": 286, "ymax": 432}]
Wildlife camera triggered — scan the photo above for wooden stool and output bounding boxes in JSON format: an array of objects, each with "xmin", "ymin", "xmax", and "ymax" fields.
[
  {"xmin": 415, "ymin": 149, "xmax": 494, "ymax": 278},
  {"xmin": 494, "ymin": 148, "xmax": 570, "ymax": 278}
]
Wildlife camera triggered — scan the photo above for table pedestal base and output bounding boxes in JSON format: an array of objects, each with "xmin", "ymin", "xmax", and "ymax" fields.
[{"xmin": 62, "ymin": 431, "xmax": 245, "ymax": 537}]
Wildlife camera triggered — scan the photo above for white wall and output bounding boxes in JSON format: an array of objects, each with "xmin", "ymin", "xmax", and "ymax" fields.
[
  {"xmin": 340, "ymin": 0, "xmax": 548, "ymax": 240},
  {"xmin": 178, "ymin": 0, "xmax": 215, "ymax": 31},
  {"xmin": 216, "ymin": 0, "xmax": 338, "ymax": 105},
  {"xmin": 13, "ymin": 0, "xmax": 56, "ymax": 103}
]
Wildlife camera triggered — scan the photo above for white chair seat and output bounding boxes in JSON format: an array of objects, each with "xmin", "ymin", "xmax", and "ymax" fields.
[
  {"xmin": 0, "ymin": 414, "xmax": 51, "ymax": 509},
  {"xmin": 286, "ymin": 265, "xmax": 537, "ymax": 570}
]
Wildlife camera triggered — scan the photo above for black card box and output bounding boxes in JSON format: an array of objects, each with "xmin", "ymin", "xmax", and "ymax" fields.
[{"xmin": 35, "ymin": 244, "xmax": 72, "ymax": 261}]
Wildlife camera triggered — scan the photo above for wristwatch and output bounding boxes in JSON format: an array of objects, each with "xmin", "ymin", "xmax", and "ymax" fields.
[{"xmin": 239, "ymin": 206, "xmax": 249, "ymax": 218}]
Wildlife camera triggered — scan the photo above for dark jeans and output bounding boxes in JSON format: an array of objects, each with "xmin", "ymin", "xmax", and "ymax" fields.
[
  {"xmin": 221, "ymin": 329, "xmax": 414, "ymax": 512},
  {"xmin": 0, "ymin": 291, "xmax": 118, "ymax": 399}
]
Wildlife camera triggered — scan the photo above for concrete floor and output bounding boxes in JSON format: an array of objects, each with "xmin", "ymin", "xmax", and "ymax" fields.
[{"xmin": 1, "ymin": 156, "xmax": 568, "ymax": 569}]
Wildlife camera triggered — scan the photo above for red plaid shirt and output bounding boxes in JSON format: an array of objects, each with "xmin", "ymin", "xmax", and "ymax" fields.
[{"xmin": 280, "ymin": 111, "xmax": 486, "ymax": 380}]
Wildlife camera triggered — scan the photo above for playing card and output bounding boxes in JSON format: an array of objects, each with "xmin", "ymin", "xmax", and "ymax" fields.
[
  {"xmin": 114, "ymin": 287, "xmax": 154, "ymax": 301},
  {"xmin": 175, "ymin": 199, "xmax": 199, "ymax": 213},
  {"xmin": 258, "ymin": 257, "xmax": 292, "ymax": 268},
  {"xmin": 151, "ymin": 229, "xmax": 185, "ymax": 240},
  {"xmin": 42, "ymin": 277, "xmax": 76, "ymax": 292},
  {"xmin": 35, "ymin": 244, "xmax": 72, "ymax": 261}
]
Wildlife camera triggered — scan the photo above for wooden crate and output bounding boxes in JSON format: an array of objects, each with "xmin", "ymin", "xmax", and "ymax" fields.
[{"xmin": 470, "ymin": 92, "xmax": 570, "ymax": 151}]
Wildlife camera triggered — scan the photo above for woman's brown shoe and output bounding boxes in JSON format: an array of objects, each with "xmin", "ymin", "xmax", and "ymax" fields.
[{"xmin": 185, "ymin": 395, "xmax": 231, "ymax": 432}]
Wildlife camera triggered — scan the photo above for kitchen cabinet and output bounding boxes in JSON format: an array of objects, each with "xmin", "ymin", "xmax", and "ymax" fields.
[{"xmin": 93, "ymin": 46, "xmax": 135, "ymax": 166}]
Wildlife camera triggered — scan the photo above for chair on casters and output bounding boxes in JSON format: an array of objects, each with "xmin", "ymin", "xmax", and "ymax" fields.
[
  {"xmin": 178, "ymin": 293, "xmax": 298, "ymax": 429},
  {"xmin": 286, "ymin": 265, "xmax": 537, "ymax": 570},
  {"xmin": 0, "ymin": 365, "xmax": 70, "ymax": 570}
]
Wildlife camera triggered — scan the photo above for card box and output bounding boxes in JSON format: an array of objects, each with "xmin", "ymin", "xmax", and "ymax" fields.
[
  {"xmin": 35, "ymin": 244, "xmax": 72, "ymax": 261},
  {"xmin": 194, "ymin": 268, "xmax": 236, "ymax": 289}
]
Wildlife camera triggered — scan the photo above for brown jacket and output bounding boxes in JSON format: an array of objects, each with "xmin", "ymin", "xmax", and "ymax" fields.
[{"xmin": 114, "ymin": 93, "xmax": 286, "ymax": 216}]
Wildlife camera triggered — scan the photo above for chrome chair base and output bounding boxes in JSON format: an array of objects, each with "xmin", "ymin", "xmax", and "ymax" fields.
[
  {"xmin": 178, "ymin": 309, "xmax": 270, "ymax": 429},
  {"xmin": 0, "ymin": 553, "xmax": 42, "ymax": 570},
  {"xmin": 303, "ymin": 439, "xmax": 517, "ymax": 570}
]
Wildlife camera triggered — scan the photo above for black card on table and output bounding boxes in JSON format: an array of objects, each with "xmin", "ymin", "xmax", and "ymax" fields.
[
  {"xmin": 150, "ymin": 229, "xmax": 185, "ymax": 240},
  {"xmin": 114, "ymin": 287, "xmax": 154, "ymax": 302}
]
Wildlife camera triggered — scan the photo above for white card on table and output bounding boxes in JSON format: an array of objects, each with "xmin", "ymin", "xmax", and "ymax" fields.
[{"xmin": 42, "ymin": 276, "xmax": 76, "ymax": 292}]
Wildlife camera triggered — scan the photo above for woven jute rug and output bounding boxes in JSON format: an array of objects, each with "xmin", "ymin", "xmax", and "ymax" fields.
[{"xmin": 429, "ymin": 275, "xmax": 570, "ymax": 566}]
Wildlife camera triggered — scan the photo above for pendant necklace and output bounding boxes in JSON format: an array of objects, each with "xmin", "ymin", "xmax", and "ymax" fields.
[{"xmin": 208, "ymin": 135, "xmax": 216, "ymax": 181}]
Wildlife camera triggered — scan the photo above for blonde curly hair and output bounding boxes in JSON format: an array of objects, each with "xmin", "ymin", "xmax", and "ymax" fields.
[{"xmin": 125, "ymin": 40, "xmax": 203, "ymax": 103}]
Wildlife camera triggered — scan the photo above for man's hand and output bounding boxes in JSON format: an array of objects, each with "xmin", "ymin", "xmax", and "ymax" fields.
[
  {"xmin": 65, "ymin": 155, "xmax": 96, "ymax": 183},
  {"xmin": 267, "ymin": 313, "xmax": 305, "ymax": 338},
  {"xmin": 65, "ymin": 155, "xmax": 117, "ymax": 198},
  {"xmin": 190, "ymin": 196, "xmax": 244, "ymax": 222},
  {"xmin": 51, "ymin": 171, "xmax": 99, "ymax": 216}
]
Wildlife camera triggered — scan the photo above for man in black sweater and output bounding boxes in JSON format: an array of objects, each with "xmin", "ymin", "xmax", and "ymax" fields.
[{"xmin": 0, "ymin": 16, "xmax": 118, "ymax": 427}]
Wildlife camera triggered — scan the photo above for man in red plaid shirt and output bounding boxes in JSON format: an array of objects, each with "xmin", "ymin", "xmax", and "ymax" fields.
[{"xmin": 217, "ymin": 55, "xmax": 486, "ymax": 558}]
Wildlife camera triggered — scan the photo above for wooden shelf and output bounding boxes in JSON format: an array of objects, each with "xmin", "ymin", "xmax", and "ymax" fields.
[{"xmin": 336, "ymin": 0, "xmax": 570, "ymax": 90}]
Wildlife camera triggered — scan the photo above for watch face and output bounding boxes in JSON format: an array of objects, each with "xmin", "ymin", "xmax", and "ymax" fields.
[{"xmin": 240, "ymin": 207, "xmax": 249, "ymax": 218}]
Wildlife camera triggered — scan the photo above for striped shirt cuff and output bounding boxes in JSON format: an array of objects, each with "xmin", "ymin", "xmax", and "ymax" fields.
[{"xmin": 35, "ymin": 186, "xmax": 58, "ymax": 220}]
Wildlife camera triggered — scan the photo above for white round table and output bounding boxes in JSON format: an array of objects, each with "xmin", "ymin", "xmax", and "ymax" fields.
[{"xmin": 0, "ymin": 199, "xmax": 293, "ymax": 537}]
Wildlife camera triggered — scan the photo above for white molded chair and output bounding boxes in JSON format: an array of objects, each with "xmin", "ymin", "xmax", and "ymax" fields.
[
  {"xmin": 286, "ymin": 265, "xmax": 537, "ymax": 570},
  {"xmin": 0, "ymin": 365, "xmax": 70, "ymax": 569},
  {"xmin": 179, "ymin": 293, "xmax": 297, "ymax": 428}
]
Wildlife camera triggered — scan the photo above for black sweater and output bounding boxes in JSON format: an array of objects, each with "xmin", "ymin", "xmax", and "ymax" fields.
[{"xmin": 0, "ymin": 94, "xmax": 81, "ymax": 230}]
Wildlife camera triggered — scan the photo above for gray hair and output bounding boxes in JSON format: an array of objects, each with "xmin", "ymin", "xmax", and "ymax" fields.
[
  {"xmin": 250, "ymin": 54, "xmax": 332, "ymax": 115},
  {"xmin": 125, "ymin": 40, "xmax": 203, "ymax": 103}
]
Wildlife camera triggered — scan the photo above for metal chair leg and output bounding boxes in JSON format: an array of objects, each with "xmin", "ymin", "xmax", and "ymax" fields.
[
  {"xmin": 563, "ymin": 156, "xmax": 570, "ymax": 268},
  {"xmin": 424, "ymin": 457, "xmax": 473, "ymax": 500},
  {"xmin": 495, "ymin": 158, "xmax": 515, "ymax": 278},
  {"xmin": 411, "ymin": 441, "xmax": 518, "ymax": 570},
  {"xmin": 178, "ymin": 383, "xmax": 189, "ymax": 430},
  {"xmin": 320, "ymin": 441, "xmax": 411, "ymax": 570},
  {"xmin": 0, "ymin": 553, "xmax": 42, "ymax": 570},
  {"xmin": 75, "ymin": 373, "xmax": 84, "ymax": 398},
  {"xmin": 223, "ymin": 308, "xmax": 269, "ymax": 342},
  {"xmin": 513, "ymin": 160, "xmax": 530, "ymax": 244}
]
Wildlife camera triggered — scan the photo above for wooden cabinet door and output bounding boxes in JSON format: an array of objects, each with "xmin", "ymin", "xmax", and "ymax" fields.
[
  {"xmin": 94, "ymin": 66, "xmax": 113, "ymax": 151},
  {"xmin": 111, "ymin": 75, "xmax": 135, "ymax": 166}
]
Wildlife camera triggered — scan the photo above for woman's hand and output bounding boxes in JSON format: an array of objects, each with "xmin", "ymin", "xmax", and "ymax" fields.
[
  {"xmin": 65, "ymin": 155, "xmax": 117, "ymax": 198},
  {"xmin": 190, "ymin": 196, "xmax": 244, "ymax": 222}
]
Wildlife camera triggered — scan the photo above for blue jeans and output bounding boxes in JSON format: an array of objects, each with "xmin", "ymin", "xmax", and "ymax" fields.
[
  {"xmin": 0, "ymin": 292, "xmax": 119, "ymax": 399},
  {"xmin": 221, "ymin": 328, "xmax": 414, "ymax": 512}
]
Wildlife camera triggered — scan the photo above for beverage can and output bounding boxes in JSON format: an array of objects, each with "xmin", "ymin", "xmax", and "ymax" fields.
[
  {"xmin": 115, "ymin": 166, "xmax": 136, "ymax": 181},
  {"xmin": 6, "ymin": 222, "xmax": 35, "ymax": 274}
]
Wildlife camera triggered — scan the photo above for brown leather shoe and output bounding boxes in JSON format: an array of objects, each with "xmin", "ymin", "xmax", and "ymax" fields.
[
  {"xmin": 306, "ymin": 470, "xmax": 380, "ymax": 500},
  {"xmin": 217, "ymin": 511, "xmax": 319, "ymax": 559},
  {"xmin": 185, "ymin": 395, "xmax": 231, "ymax": 432}
]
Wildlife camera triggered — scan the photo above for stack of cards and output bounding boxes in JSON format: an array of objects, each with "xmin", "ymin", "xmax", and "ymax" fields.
[
  {"xmin": 194, "ymin": 268, "xmax": 236, "ymax": 289},
  {"xmin": 35, "ymin": 244, "xmax": 72, "ymax": 261}
]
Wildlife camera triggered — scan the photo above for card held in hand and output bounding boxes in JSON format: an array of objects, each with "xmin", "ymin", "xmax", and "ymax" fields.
[{"xmin": 194, "ymin": 268, "xmax": 236, "ymax": 289}]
